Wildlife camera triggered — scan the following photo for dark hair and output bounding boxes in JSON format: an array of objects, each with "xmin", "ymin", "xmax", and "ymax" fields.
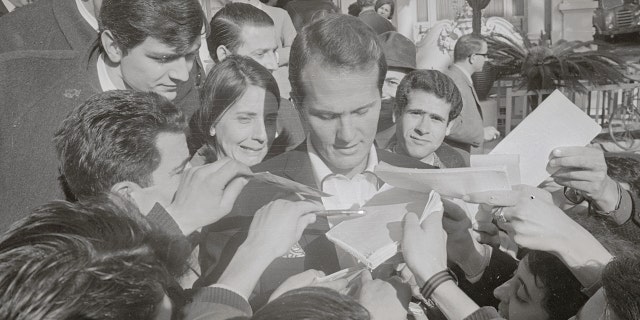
[
  {"xmin": 252, "ymin": 287, "xmax": 370, "ymax": 320},
  {"xmin": 188, "ymin": 55, "xmax": 280, "ymax": 154},
  {"xmin": 606, "ymin": 155, "xmax": 640, "ymax": 191},
  {"xmin": 348, "ymin": 2, "xmax": 362, "ymax": 16},
  {"xmin": 395, "ymin": 69, "xmax": 462, "ymax": 123},
  {"xmin": 54, "ymin": 90, "xmax": 187, "ymax": 199},
  {"xmin": 357, "ymin": 0, "xmax": 375, "ymax": 7},
  {"xmin": 99, "ymin": 0, "xmax": 205, "ymax": 54},
  {"xmin": 208, "ymin": 2, "xmax": 275, "ymax": 63},
  {"xmin": 453, "ymin": 34, "xmax": 486, "ymax": 62},
  {"xmin": 525, "ymin": 250, "xmax": 589, "ymax": 320},
  {"xmin": 375, "ymin": 0, "xmax": 395, "ymax": 17},
  {"xmin": 289, "ymin": 14, "xmax": 387, "ymax": 106},
  {"xmin": 0, "ymin": 195, "xmax": 189, "ymax": 320},
  {"xmin": 602, "ymin": 251, "xmax": 640, "ymax": 320}
]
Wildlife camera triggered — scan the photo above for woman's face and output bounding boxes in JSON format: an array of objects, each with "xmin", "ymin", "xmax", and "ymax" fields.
[
  {"xmin": 493, "ymin": 255, "xmax": 550, "ymax": 320},
  {"xmin": 212, "ymin": 85, "xmax": 279, "ymax": 166},
  {"xmin": 377, "ymin": 4, "xmax": 392, "ymax": 19}
]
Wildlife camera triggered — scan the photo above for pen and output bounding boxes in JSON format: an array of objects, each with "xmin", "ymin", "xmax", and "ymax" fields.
[{"xmin": 310, "ymin": 209, "xmax": 366, "ymax": 217}]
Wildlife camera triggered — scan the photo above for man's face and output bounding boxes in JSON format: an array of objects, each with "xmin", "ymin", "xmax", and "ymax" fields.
[
  {"xmin": 493, "ymin": 255, "xmax": 550, "ymax": 320},
  {"xmin": 299, "ymin": 61, "xmax": 381, "ymax": 175},
  {"xmin": 235, "ymin": 25, "xmax": 279, "ymax": 72},
  {"xmin": 395, "ymin": 90, "xmax": 451, "ymax": 161},
  {"xmin": 382, "ymin": 69, "xmax": 406, "ymax": 100},
  {"xmin": 473, "ymin": 41, "xmax": 489, "ymax": 72},
  {"xmin": 150, "ymin": 132, "xmax": 190, "ymax": 190},
  {"xmin": 119, "ymin": 37, "xmax": 200, "ymax": 101}
]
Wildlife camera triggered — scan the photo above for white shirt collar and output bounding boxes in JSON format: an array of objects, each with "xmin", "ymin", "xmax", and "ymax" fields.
[
  {"xmin": 2, "ymin": 0, "xmax": 15, "ymax": 12},
  {"xmin": 96, "ymin": 53, "xmax": 119, "ymax": 92},
  {"xmin": 75, "ymin": 0, "xmax": 99, "ymax": 31},
  {"xmin": 307, "ymin": 138, "xmax": 378, "ymax": 188},
  {"xmin": 453, "ymin": 64, "xmax": 474, "ymax": 85}
]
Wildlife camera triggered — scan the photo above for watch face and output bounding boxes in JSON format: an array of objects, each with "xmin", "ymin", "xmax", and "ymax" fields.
[{"xmin": 564, "ymin": 187, "xmax": 586, "ymax": 205}]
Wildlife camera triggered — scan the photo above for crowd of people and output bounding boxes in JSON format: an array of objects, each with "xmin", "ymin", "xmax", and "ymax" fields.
[{"xmin": 1, "ymin": 0, "xmax": 639, "ymax": 319}]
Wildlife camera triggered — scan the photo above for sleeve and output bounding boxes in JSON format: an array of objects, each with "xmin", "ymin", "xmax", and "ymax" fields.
[
  {"xmin": 606, "ymin": 189, "xmax": 640, "ymax": 243},
  {"xmin": 463, "ymin": 307, "xmax": 505, "ymax": 320},
  {"xmin": 182, "ymin": 286, "xmax": 253, "ymax": 320},
  {"xmin": 147, "ymin": 203, "xmax": 184, "ymax": 237}
]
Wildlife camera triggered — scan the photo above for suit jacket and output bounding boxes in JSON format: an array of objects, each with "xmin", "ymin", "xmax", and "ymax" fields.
[
  {"xmin": 284, "ymin": 0, "xmax": 339, "ymax": 32},
  {"xmin": 0, "ymin": 45, "xmax": 199, "ymax": 232},
  {"xmin": 0, "ymin": 1, "xmax": 9, "ymax": 18},
  {"xmin": 444, "ymin": 65, "xmax": 484, "ymax": 154},
  {"xmin": 0, "ymin": 0, "xmax": 97, "ymax": 53},
  {"xmin": 357, "ymin": 9, "xmax": 395, "ymax": 35},
  {"xmin": 197, "ymin": 142, "xmax": 434, "ymax": 306}
]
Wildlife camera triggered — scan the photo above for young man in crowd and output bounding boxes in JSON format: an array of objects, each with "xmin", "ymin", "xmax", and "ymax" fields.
[
  {"xmin": 444, "ymin": 34, "xmax": 499, "ymax": 158},
  {"xmin": 387, "ymin": 69, "xmax": 464, "ymax": 168},
  {"xmin": 374, "ymin": 31, "xmax": 466, "ymax": 168},
  {"xmin": 0, "ymin": 0, "xmax": 203, "ymax": 231},
  {"xmin": 207, "ymin": 2, "xmax": 305, "ymax": 156},
  {"xmin": 198, "ymin": 14, "xmax": 432, "ymax": 311}
]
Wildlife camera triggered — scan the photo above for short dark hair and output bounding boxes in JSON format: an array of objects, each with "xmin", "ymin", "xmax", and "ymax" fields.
[
  {"xmin": 375, "ymin": 0, "xmax": 395, "ymax": 17},
  {"xmin": 252, "ymin": 287, "xmax": 370, "ymax": 320},
  {"xmin": 525, "ymin": 250, "xmax": 589, "ymax": 320},
  {"xmin": 0, "ymin": 195, "xmax": 189, "ymax": 320},
  {"xmin": 54, "ymin": 90, "xmax": 187, "ymax": 199},
  {"xmin": 602, "ymin": 251, "xmax": 640, "ymax": 320},
  {"xmin": 188, "ymin": 55, "xmax": 281, "ymax": 153},
  {"xmin": 99, "ymin": 0, "xmax": 205, "ymax": 54},
  {"xmin": 289, "ymin": 14, "xmax": 387, "ymax": 106},
  {"xmin": 395, "ymin": 69, "xmax": 462, "ymax": 123},
  {"xmin": 357, "ymin": 0, "xmax": 375, "ymax": 7},
  {"xmin": 453, "ymin": 34, "xmax": 486, "ymax": 62},
  {"xmin": 208, "ymin": 2, "xmax": 275, "ymax": 63}
]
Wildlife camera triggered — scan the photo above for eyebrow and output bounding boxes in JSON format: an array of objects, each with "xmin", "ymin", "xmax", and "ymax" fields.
[{"xmin": 234, "ymin": 111, "xmax": 258, "ymax": 117}]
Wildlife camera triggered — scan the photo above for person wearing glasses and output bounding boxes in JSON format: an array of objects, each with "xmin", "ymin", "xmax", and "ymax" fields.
[{"xmin": 444, "ymin": 34, "xmax": 500, "ymax": 160}]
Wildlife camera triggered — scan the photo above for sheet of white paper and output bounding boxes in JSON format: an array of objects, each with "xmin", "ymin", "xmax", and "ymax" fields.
[
  {"xmin": 375, "ymin": 162, "xmax": 512, "ymax": 198},
  {"xmin": 325, "ymin": 187, "xmax": 442, "ymax": 270},
  {"xmin": 490, "ymin": 90, "xmax": 601, "ymax": 186},
  {"xmin": 471, "ymin": 154, "xmax": 521, "ymax": 185}
]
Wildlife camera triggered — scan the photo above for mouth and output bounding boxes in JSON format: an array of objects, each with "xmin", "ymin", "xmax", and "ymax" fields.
[
  {"xmin": 409, "ymin": 135, "xmax": 430, "ymax": 144},
  {"xmin": 240, "ymin": 145, "xmax": 265, "ymax": 153}
]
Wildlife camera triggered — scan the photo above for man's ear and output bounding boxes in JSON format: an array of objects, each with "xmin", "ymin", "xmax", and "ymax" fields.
[
  {"xmin": 445, "ymin": 120, "xmax": 454, "ymax": 136},
  {"xmin": 111, "ymin": 181, "xmax": 143, "ymax": 198},
  {"xmin": 216, "ymin": 45, "xmax": 231, "ymax": 62},
  {"xmin": 101, "ymin": 30, "xmax": 124, "ymax": 64}
]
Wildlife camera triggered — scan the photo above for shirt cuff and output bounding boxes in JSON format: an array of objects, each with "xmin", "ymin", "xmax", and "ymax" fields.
[
  {"xmin": 146, "ymin": 203, "xmax": 184, "ymax": 237},
  {"xmin": 191, "ymin": 285, "xmax": 252, "ymax": 315}
]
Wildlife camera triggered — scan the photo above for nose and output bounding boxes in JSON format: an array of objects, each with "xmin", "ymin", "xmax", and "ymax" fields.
[
  {"xmin": 493, "ymin": 278, "xmax": 513, "ymax": 303},
  {"xmin": 263, "ymin": 51, "xmax": 279, "ymax": 72},
  {"xmin": 336, "ymin": 115, "xmax": 355, "ymax": 144},
  {"xmin": 252, "ymin": 121, "xmax": 267, "ymax": 144},
  {"xmin": 168, "ymin": 56, "xmax": 192, "ymax": 82},
  {"xmin": 414, "ymin": 116, "xmax": 431, "ymax": 135}
]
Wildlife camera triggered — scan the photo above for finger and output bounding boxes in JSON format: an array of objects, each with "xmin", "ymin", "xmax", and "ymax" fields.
[
  {"xmin": 360, "ymin": 270, "xmax": 373, "ymax": 284},
  {"xmin": 200, "ymin": 159, "xmax": 252, "ymax": 187},
  {"xmin": 475, "ymin": 203, "xmax": 494, "ymax": 223},
  {"xmin": 295, "ymin": 213, "xmax": 316, "ymax": 239},
  {"xmin": 548, "ymin": 156, "xmax": 605, "ymax": 171},
  {"xmin": 552, "ymin": 170, "xmax": 604, "ymax": 183},
  {"xmin": 463, "ymin": 190, "xmax": 520, "ymax": 206},
  {"xmin": 420, "ymin": 209, "xmax": 444, "ymax": 232},
  {"xmin": 474, "ymin": 221, "xmax": 499, "ymax": 235},
  {"xmin": 219, "ymin": 176, "xmax": 250, "ymax": 212},
  {"xmin": 314, "ymin": 278, "xmax": 349, "ymax": 292},
  {"xmin": 442, "ymin": 198, "xmax": 469, "ymax": 222}
]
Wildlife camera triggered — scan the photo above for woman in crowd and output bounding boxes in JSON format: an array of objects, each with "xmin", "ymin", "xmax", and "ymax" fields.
[
  {"xmin": 375, "ymin": 0, "xmax": 394, "ymax": 20},
  {"xmin": 188, "ymin": 55, "xmax": 280, "ymax": 166}
]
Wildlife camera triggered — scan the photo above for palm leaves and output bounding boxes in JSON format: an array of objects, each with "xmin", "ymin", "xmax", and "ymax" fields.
[{"xmin": 486, "ymin": 32, "xmax": 632, "ymax": 93}]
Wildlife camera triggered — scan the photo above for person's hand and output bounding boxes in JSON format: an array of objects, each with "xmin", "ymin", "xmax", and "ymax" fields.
[
  {"xmin": 464, "ymin": 185, "xmax": 586, "ymax": 254},
  {"xmin": 483, "ymin": 126, "xmax": 500, "ymax": 142},
  {"xmin": 268, "ymin": 269, "xmax": 348, "ymax": 302},
  {"xmin": 401, "ymin": 209, "xmax": 447, "ymax": 285},
  {"xmin": 549, "ymin": 146, "xmax": 619, "ymax": 212},
  {"xmin": 164, "ymin": 158, "xmax": 252, "ymax": 235},
  {"xmin": 357, "ymin": 271, "xmax": 409, "ymax": 320},
  {"xmin": 244, "ymin": 199, "xmax": 321, "ymax": 260}
]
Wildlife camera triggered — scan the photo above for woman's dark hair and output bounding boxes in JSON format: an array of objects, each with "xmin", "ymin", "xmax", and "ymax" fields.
[
  {"xmin": 525, "ymin": 250, "xmax": 589, "ymax": 320},
  {"xmin": 602, "ymin": 251, "xmax": 640, "ymax": 320},
  {"xmin": 252, "ymin": 287, "xmax": 370, "ymax": 320},
  {"xmin": 375, "ymin": 0, "xmax": 395, "ymax": 18},
  {"xmin": 188, "ymin": 55, "xmax": 280, "ymax": 155}
]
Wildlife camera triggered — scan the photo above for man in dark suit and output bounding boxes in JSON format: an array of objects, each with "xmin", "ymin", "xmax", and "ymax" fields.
[
  {"xmin": 0, "ymin": 0, "xmax": 203, "ymax": 232},
  {"xmin": 0, "ymin": 0, "xmax": 100, "ymax": 53},
  {"xmin": 444, "ymin": 34, "xmax": 499, "ymax": 158},
  {"xmin": 198, "ymin": 14, "xmax": 433, "ymax": 306},
  {"xmin": 356, "ymin": 0, "xmax": 395, "ymax": 35}
]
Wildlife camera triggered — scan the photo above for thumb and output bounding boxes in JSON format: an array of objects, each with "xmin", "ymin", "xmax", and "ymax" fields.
[{"xmin": 360, "ymin": 269, "xmax": 373, "ymax": 285}]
